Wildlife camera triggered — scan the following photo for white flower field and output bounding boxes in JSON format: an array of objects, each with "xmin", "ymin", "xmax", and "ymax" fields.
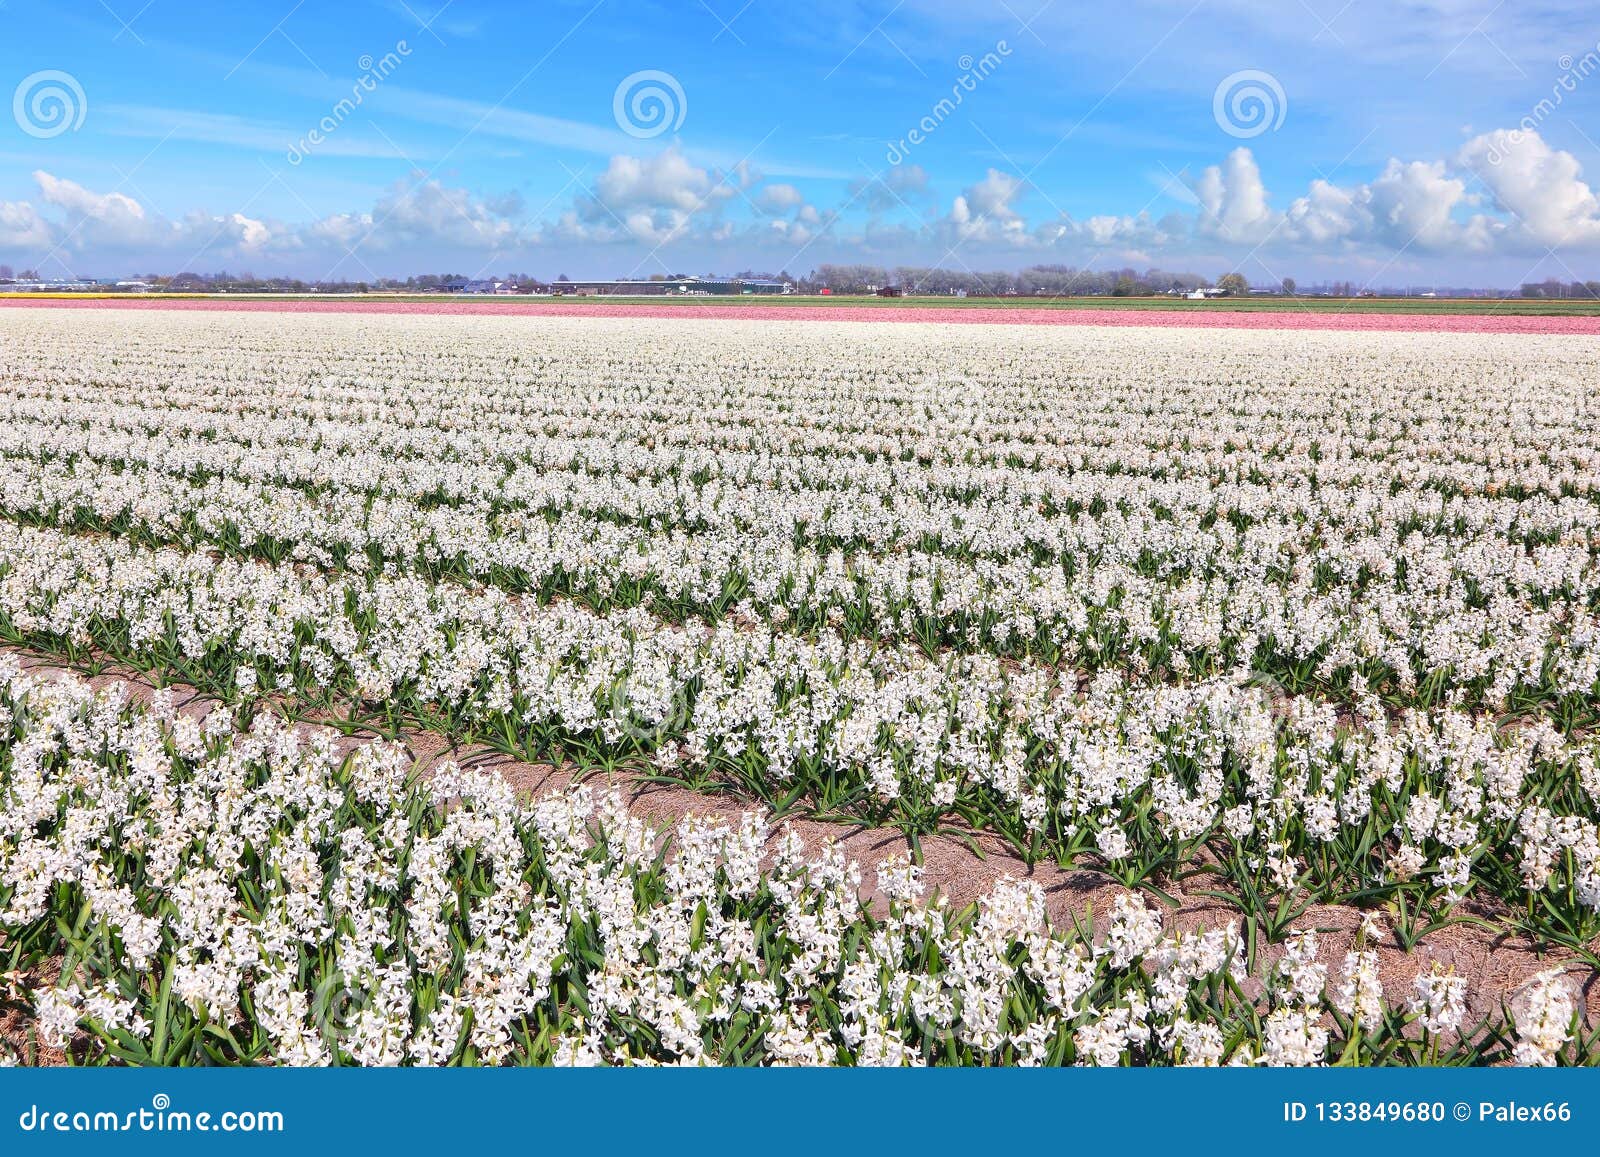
[{"xmin": 0, "ymin": 306, "xmax": 1596, "ymax": 1065}]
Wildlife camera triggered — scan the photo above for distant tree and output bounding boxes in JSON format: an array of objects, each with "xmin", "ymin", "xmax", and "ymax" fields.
[
  {"xmin": 556, "ymin": 274, "xmax": 570, "ymax": 282},
  {"xmin": 0, "ymin": 264, "xmax": 12, "ymax": 279},
  {"xmin": 1281, "ymin": 277, "xmax": 1296, "ymax": 296},
  {"xmin": 1216, "ymin": 272, "xmax": 1248, "ymax": 296},
  {"xmin": 1112, "ymin": 276, "xmax": 1137, "ymax": 297}
]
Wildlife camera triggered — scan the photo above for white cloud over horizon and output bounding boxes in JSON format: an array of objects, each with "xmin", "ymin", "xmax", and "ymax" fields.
[{"xmin": 6, "ymin": 126, "xmax": 1600, "ymax": 281}]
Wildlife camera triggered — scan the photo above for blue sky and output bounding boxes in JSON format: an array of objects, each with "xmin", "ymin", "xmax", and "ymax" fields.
[{"xmin": 3, "ymin": 0, "xmax": 1600, "ymax": 284}]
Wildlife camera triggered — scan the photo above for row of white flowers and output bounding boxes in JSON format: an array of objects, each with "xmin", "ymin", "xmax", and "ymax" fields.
[
  {"xmin": 0, "ymin": 312, "xmax": 1598, "ymax": 890},
  {"xmin": 0, "ymin": 661, "xmax": 1583, "ymax": 1066},
  {"xmin": 2, "ymin": 417, "xmax": 1597, "ymax": 707},
  {"xmin": 1, "ymin": 518, "xmax": 1596, "ymax": 914},
  {"xmin": 0, "ymin": 315, "xmax": 1596, "ymax": 710}
]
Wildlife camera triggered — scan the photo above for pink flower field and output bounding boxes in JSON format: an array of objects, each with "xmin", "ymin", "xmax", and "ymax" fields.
[{"xmin": 3, "ymin": 295, "xmax": 1597, "ymax": 334}]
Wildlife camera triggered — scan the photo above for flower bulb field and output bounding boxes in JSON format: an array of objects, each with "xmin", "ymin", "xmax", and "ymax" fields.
[{"xmin": 1, "ymin": 302, "xmax": 1597, "ymax": 1067}]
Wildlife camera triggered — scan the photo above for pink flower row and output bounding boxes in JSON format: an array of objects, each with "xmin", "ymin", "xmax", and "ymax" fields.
[{"xmin": 4, "ymin": 296, "xmax": 1598, "ymax": 334}]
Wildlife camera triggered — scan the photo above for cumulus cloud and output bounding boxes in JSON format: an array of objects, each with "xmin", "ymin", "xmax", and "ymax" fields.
[
  {"xmin": 1188, "ymin": 137, "xmax": 1593, "ymax": 257},
  {"xmin": 1031, "ymin": 210, "xmax": 1187, "ymax": 260},
  {"xmin": 1362, "ymin": 158, "xmax": 1484, "ymax": 250},
  {"xmin": 1083, "ymin": 212, "xmax": 1180, "ymax": 247},
  {"xmin": 1194, "ymin": 148, "xmax": 1278, "ymax": 244},
  {"xmin": 759, "ymin": 183, "xmax": 805, "ymax": 210},
  {"xmin": 2, "ymin": 171, "xmax": 522, "ymax": 265},
  {"xmin": 941, "ymin": 132, "xmax": 1596, "ymax": 261},
  {"xmin": 734, "ymin": 160, "xmax": 762, "ymax": 190},
  {"xmin": 1283, "ymin": 178, "xmax": 1364, "ymax": 246},
  {"xmin": 963, "ymin": 169, "xmax": 1025, "ymax": 220},
  {"xmin": 0, "ymin": 199, "xmax": 53, "ymax": 249},
  {"xmin": 34, "ymin": 171, "xmax": 152, "ymax": 247},
  {"xmin": 559, "ymin": 146, "xmax": 736, "ymax": 244},
  {"xmin": 25, "ymin": 171, "xmax": 273, "ymax": 257},
  {"xmin": 318, "ymin": 176, "xmax": 524, "ymax": 251},
  {"xmin": 8, "ymin": 128, "xmax": 1600, "ymax": 273},
  {"xmin": 589, "ymin": 148, "xmax": 729, "ymax": 216},
  {"xmin": 181, "ymin": 210, "xmax": 275, "ymax": 254},
  {"xmin": 944, "ymin": 169, "xmax": 1029, "ymax": 243},
  {"xmin": 1460, "ymin": 128, "xmax": 1600, "ymax": 248}
]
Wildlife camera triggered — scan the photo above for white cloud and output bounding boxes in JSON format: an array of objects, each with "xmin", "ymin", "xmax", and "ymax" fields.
[
  {"xmin": 588, "ymin": 147, "xmax": 732, "ymax": 216},
  {"xmin": 1362, "ymin": 158, "xmax": 1482, "ymax": 250},
  {"xmin": 9, "ymin": 127, "xmax": 1600, "ymax": 273},
  {"xmin": 34, "ymin": 171, "xmax": 151, "ymax": 247},
  {"xmin": 30, "ymin": 170, "xmax": 289, "ymax": 260},
  {"xmin": 560, "ymin": 146, "xmax": 737, "ymax": 245},
  {"xmin": 4, "ymin": 170, "xmax": 525, "ymax": 266},
  {"xmin": 964, "ymin": 169, "xmax": 1025, "ymax": 220},
  {"xmin": 1194, "ymin": 148, "xmax": 1278, "ymax": 244},
  {"xmin": 1032, "ymin": 210, "xmax": 1185, "ymax": 256},
  {"xmin": 0, "ymin": 199, "xmax": 53, "ymax": 249},
  {"xmin": 207, "ymin": 212, "xmax": 273, "ymax": 253},
  {"xmin": 1083, "ymin": 214, "xmax": 1152, "ymax": 245},
  {"xmin": 1283, "ymin": 178, "xmax": 1365, "ymax": 246},
  {"xmin": 944, "ymin": 169, "xmax": 1029, "ymax": 243},
  {"xmin": 305, "ymin": 177, "xmax": 517, "ymax": 253},
  {"xmin": 369, "ymin": 178, "xmax": 517, "ymax": 248},
  {"xmin": 759, "ymin": 183, "xmax": 805, "ymax": 210},
  {"xmin": 1460, "ymin": 128, "xmax": 1600, "ymax": 248}
]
